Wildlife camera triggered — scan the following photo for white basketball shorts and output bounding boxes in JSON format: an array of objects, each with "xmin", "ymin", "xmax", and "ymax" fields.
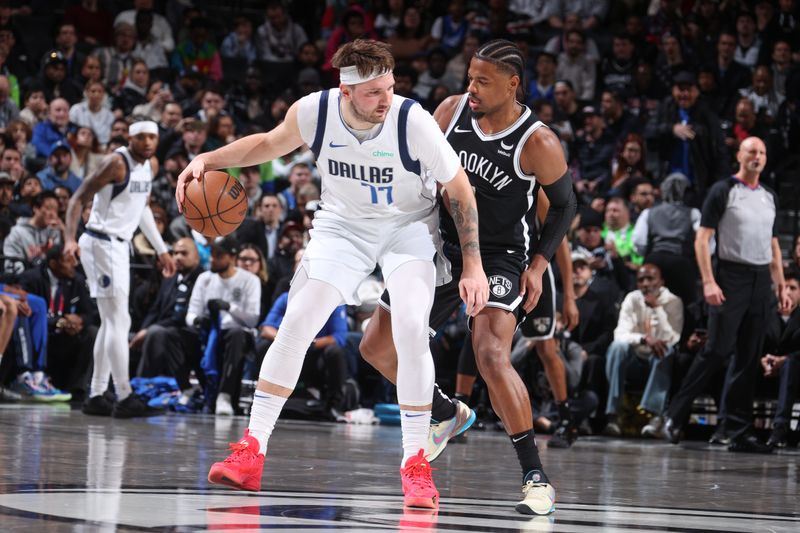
[
  {"xmin": 300, "ymin": 209, "xmax": 440, "ymax": 305},
  {"xmin": 79, "ymin": 231, "xmax": 131, "ymax": 298}
]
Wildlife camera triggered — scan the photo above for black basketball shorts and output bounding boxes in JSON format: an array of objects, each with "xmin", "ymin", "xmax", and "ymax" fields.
[
  {"xmin": 518, "ymin": 263, "xmax": 556, "ymax": 340},
  {"xmin": 379, "ymin": 246, "xmax": 535, "ymax": 334}
]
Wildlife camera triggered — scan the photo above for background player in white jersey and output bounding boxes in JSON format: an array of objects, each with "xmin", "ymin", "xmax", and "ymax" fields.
[
  {"xmin": 175, "ymin": 40, "xmax": 488, "ymax": 509},
  {"xmin": 360, "ymin": 40, "xmax": 577, "ymax": 515},
  {"xmin": 64, "ymin": 120, "xmax": 176, "ymax": 418}
]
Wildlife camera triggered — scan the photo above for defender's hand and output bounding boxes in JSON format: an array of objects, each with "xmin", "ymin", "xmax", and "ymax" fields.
[{"xmin": 520, "ymin": 267, "xmax": 544, "ymax": 314}]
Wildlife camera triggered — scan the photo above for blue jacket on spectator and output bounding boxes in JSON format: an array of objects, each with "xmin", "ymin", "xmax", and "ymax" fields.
[
  {"xmin": 36, "ymin": 167, "xmax": 82, "ymax": 194},
  {"xmin": 262, "ymin": 292, "xmax": 348, "ymax": 347},
  {"xmin": 31, "ymin": 120, "xmax": 68, "ymax": 159}
]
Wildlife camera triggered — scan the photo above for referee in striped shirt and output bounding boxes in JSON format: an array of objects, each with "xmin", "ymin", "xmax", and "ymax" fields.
[{"xmin": 662, "ymin": 137, "xmax": 793, "ymax": 453}]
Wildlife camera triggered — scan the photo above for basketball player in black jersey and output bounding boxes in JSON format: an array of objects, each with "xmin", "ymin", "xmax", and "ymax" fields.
[
  {"xmin": 360, "ymin": 40, "xmax": 576, "ymax": 515},
  {"xmin": 452, "ymin": 191, "xmax": 581, "ymax": 449}
]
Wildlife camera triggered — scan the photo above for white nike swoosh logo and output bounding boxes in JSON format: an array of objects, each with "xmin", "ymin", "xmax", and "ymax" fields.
[
  {"xmin": 512, "ymin": 434, "xmax": 528, "ymax": 443},
  {"xmin": 454, "ymin": 126, "xmax": 471, "ymax": 133},
  {"xmin": 500, "ymin": 141, "xmax": 514, "ymax": 150}
]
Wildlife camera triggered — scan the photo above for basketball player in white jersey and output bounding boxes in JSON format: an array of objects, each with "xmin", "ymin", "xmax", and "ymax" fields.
[
  {"xmin": 175, "ymin": 40, "xmax": 488, "ymax": 508},
  {"xmin": 64, "ymin": 120, "xmax": 176, "ymax": 418}
]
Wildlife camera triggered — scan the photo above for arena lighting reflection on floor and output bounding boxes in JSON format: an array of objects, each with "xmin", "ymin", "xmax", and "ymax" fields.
[
  {"xmin": 0, "ymin": 405, "xmax": 798, "ymax": 531},
  {"xmin": 1, "ymin": 488, "xmax": 798, "ymax": 531}
]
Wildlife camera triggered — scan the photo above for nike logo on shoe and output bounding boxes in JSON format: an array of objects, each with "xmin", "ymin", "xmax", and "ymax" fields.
[
  {"xmin": 329, "ymin": 141, "xmax": 347, "ymax": 148},
  {"xmin": 453, "ymin": 126, "xmax": 471, "ymax": 133},
  {"xmin": 432, "ymin": 418, "xmax": 456, "ymax": 444},
  {"xmin": 404, "ymin": 413, "xmax": 427, "ymax": 418}
]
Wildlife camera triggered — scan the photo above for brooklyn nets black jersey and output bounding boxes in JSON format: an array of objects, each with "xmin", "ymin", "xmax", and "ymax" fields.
[{"xmin": 439, "ymin": 94, "xmax": 545, "ymax": 257}]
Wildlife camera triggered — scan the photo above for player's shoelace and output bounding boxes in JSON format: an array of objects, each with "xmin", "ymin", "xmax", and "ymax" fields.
[
  {"xmin": 522, "ymin": 480, "xmax": 550, "ymax": 493},
  {"xmin": 404, "ymin": 461, "xmax": 437, "ymax": 491},
  {"xmin": 223, "ymin": 440, "xmax": 257, "ymax": 464}
]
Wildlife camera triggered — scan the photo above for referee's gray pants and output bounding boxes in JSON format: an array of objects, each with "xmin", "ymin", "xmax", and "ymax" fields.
[{"xmin": 667, "ymin": 260, "xmax": 772, "ymax": 439}]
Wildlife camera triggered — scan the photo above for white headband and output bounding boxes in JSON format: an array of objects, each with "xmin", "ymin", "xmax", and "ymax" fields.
[
  {"xmin": 129, "ymin": 121, "xmax": 159, "ymax": 136},
  {"xmin": 339, "ymin": 65, "xmax": 390, "ymax": 86}
]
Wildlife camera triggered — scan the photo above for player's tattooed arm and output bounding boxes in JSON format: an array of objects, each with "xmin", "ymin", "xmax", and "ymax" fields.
[
  {"xmin": 442, "ymin": 167, "xmax": 480, "ymax": 257},
  {"xmin": 442, "ymin": 168, "xmax": 487, "ymax": 315},
  {"xmin": 64, "ymin": 154, "xmax": 126, "ymax": 247},
  {"xmin": 448, "ymin": 197, "xmax": 480, "ymax": 256}
]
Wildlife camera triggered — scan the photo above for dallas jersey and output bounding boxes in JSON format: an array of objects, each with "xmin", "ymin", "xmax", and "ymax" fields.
[
  {"xmin": 296, "ymin": 89, "xmax": 460, "ymax": 221},
  {"xmin": 439, "ymin": 94, "xmax": 546, "ymax": 257},
  {"xmin": 86, "ymin": 146, "xmax": 153, "ymax": 241}
]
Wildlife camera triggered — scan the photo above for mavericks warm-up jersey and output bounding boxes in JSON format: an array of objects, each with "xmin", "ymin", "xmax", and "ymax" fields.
[
  {"xmin": 439, "ymin": 94, "xmax": 545, "ymax": 257},
  {"xmin": 86, "ymin": 146, "xmax": 152, "ymax": 241},
  {"xmin": 297, "ymin": 89, "xmax": 460, "ymax": 220}
]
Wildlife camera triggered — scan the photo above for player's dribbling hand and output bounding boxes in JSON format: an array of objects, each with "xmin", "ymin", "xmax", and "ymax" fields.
[
  {"xmin": 520, "ymin": 266, "xmax": 544, "ymax": 314},
  {"xmin": 175, "ymin": 156, "xmax": 206, "ymax": 212},
  {"xmin": 458, "ymin": 268, "xmax": 489, "ymax": 316}
]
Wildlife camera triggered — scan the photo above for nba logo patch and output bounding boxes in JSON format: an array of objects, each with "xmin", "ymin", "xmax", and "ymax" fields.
[
  {"xmin": 99, "ymin": 275, "xmax": 111, "ymax": 288},
  {"xmin": 488, "ymin": 275, "xmax": 512, "ymax": 298}
]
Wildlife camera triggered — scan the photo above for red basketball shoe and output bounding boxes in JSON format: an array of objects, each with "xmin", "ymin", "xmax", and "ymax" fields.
[
  {"xmin": 400, "ymin": 449, "xmax": 439, "ymax": 509},
  {"xmin": 208, "ymin": 430, "xmax": 264, "ymax": 491}
]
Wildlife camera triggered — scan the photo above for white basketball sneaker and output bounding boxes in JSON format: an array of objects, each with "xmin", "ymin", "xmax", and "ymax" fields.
[
  {"xmin": 215, "ymin": 393, "xmax": 234, "ymax": 416},
  {"xmin": 425, "ymin": 399, "xmax": 476, "ymax": 462},
  {"xmin": 515, "ymin": 470, "xmax": 556, "ymax": 515}
]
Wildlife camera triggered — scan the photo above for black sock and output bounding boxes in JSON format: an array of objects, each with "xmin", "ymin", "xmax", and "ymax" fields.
[
  {"xmin": 430, "ymin": 383, "xmax": 457, "ymax": 422},
  {"xmin": 510, "ymin": 429, "xmax": 544, "ymax": 482}
]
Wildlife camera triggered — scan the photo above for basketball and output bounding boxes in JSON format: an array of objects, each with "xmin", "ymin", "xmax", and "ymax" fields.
[{"xmin": 182, "ymin": 170, "xmax": 248, "ymax": 237}]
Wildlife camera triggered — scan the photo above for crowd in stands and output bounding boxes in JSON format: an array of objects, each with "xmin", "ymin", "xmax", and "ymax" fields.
[{"xmin": 0, "ymin": 0, "xmax": 798, "ymax": 447}]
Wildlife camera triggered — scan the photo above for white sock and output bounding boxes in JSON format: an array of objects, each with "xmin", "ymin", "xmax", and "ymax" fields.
[
  {"xmin": 96, "ymin": 297, "xmax": 133, "ymax": 401},
  {"xmin": 400, "ymin": 409, "xmax": 431, "ymax": 467},
  {"xmin": 248, "ymin": 391, "xmax": 288, "ymax": 455}
]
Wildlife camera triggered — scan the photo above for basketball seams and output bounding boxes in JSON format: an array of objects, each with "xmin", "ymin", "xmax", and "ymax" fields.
[
  {"xmin": 216, "ymin": 199, "xmax": 247, "ymax": 224},
  {"xmin": 215, "ymin": 172, "xmax": 232, "ymax": 219},
  {"xmin": 201, "ymin": 172, "xmax": 222, "ymax": 236},
  {"xmin": 183, "ymin": 171, "xmax": 247, "ymax": 237},
  {"xmin": 182, "ymin": 190, "xmax": 207, "ymax": 233},
  {"xmin": 182, "ymin": 197, "xmax": 246, "ymax": 220}
]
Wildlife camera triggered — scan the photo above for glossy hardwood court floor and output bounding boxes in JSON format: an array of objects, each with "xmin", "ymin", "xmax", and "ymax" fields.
[{"xmin": 0, "ymin": 404, "xmax": 798, "ymax": 532}]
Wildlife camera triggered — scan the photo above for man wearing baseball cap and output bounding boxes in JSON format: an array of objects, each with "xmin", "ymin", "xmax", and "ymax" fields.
[
  {"xmin": 186, "ymin": 234, "xmax": 262, "ymax": 416},
  {"xmin": 36, "ymin": 140, "xmax": 82, "ymax": 193}
]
